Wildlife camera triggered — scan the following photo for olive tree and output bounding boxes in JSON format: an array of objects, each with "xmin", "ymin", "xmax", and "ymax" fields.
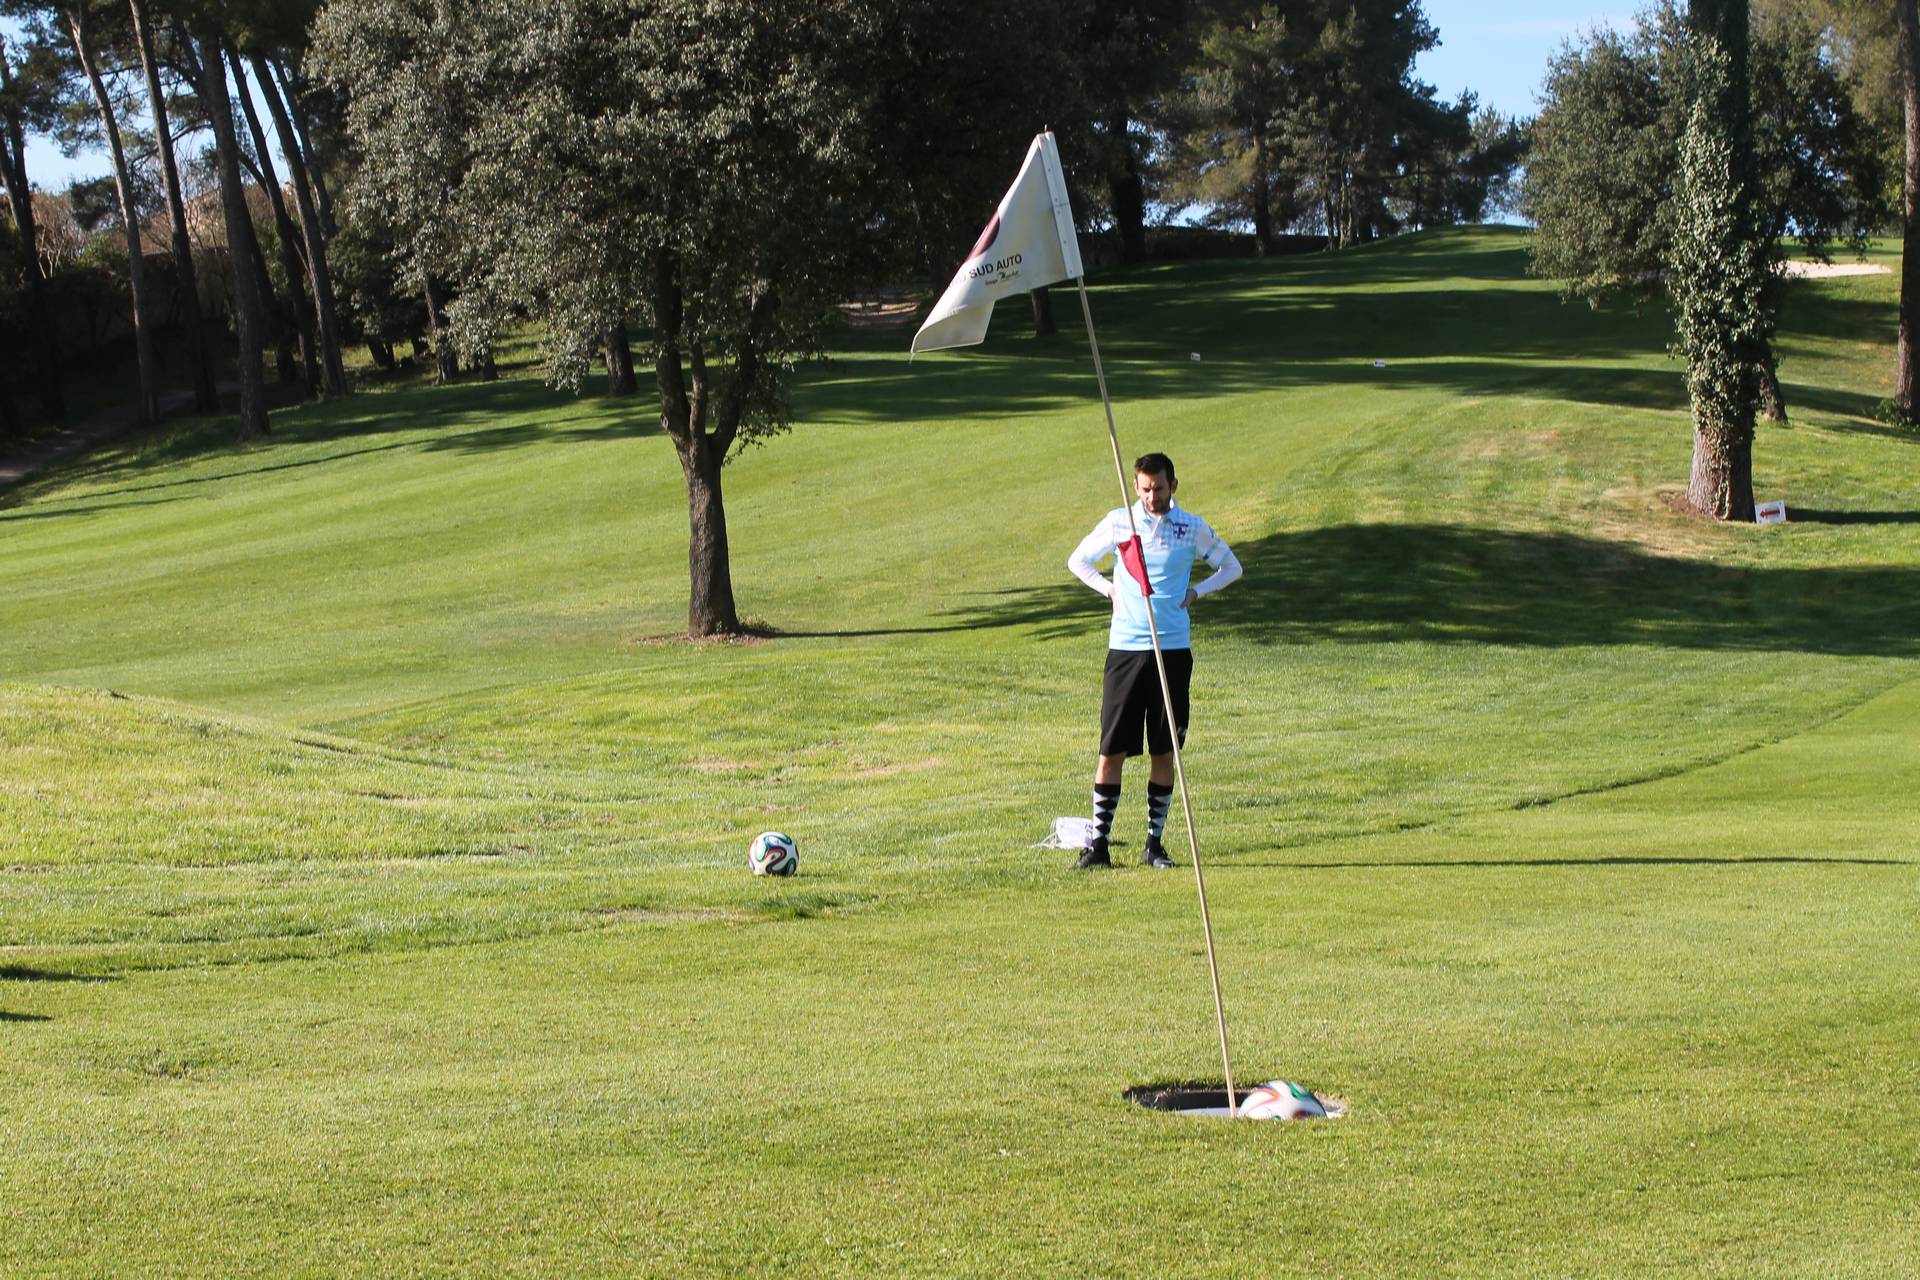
[{"xmin": 315, "ymin": 0, "xmax": 875, "ymax": 636}]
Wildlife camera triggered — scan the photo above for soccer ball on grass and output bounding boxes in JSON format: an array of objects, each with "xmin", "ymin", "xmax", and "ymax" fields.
[
  {"xmin": 1240, "ymin": 1080, "xmax": 1327, "ymax": 1120},
  {"xmin": 749, "ymin": 831, "xmax": 798, "ymax": 877}
]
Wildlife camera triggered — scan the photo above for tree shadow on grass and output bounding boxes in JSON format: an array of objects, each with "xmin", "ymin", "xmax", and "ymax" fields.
[
  {"xmin": 1792, "ymin": 508, "xmax": 1920, "ymax": 525},
  {"xmin": 800, "ymin": 346, "xmax": 1697, "ymax": 425},
  {"xmin": 1234, "ymin": 854, "xmax": 1909, "ymax": 869},
  {"xmin": 804, "ymin": 277, "xmax": 1686, "ymax": 424},
  {"xmin": 1771, "ymin": 384, "xmax": 1916, "ymax": 441},
  {"xmin": 0, "ymin": 965, "xmax": 118, "ymax": 983},
  {"xmin": 1, "ymin": 380, "xmax": 651, "ymax": 514},
  {"xmin": 1770, "ymin": 291, "xmax": 1899, "ymax": 345},
  {"xmin": 0, "ymin": 395, "xmax": 652, "ymax": 522},
  {"xmin": 1, "ymin": 1012, "xmax": 53, "ymax": 1022},
  {"xmin": 936, "ymin": 523, "xmax": 1920, "ymax": 658}
]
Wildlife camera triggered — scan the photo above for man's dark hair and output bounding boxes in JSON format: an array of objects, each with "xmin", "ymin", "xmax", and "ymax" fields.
[{"xmin": 1134, "ymin": 452, "xmax": 1175, "ymax": 484}]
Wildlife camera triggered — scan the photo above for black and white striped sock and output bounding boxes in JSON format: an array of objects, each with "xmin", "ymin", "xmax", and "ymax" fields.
[
  {"xmin": 1146, "ymin": 781, "xmax": 1173, "ymax": 842},
  {"xmin": 1091, "ymin": 783, "xmax": 1121, "ymax": 845}
]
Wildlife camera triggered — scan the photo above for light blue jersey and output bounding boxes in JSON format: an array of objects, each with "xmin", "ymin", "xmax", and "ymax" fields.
[{"xmin": 1068, "ymin": 501, "xmax": 1241, "ymax": 651}]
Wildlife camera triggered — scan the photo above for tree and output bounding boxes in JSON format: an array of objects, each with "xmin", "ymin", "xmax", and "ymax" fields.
[
  {"xmin": 857, "ymin": 0, "xmax": 1092, "ymax": 280},
  {"xmin": 0, "ymin": 196, "xmax": 26, "ymax": 436},
  {"xmin": 248, "ymin": 45, "xmax": 345, "ymax": 395},
  {"xmin": 1394, "ymin": 98, "xmax": 1528, "ymax": 230},
  {"xmin": 1282, "ymin": 0, "xmax": 1443, "ymax": 246},
  {"xmin": 226, "ymin": 39, "xmax": 317, "ymax": 392},
  {"xmin": 1527, "ymin": 1, "xmax": 1884, "ymax": 511},
  {"xmin": 179, "ymin": 20, "xmax": 269, "ymax": 438},
  {"xmin": 315, "ymin": 0, "xmax": 880, "ymax": 636},
  {"xmin": 1079, "ymin": 0, "xmax": 1193, "ymax": 264},
  {"xmin": 128, "ymin": 0, "xmax": 218, "ymax": 414},
  {"xmin": 604, "ymin": 321, "xmax": 637, "ymax": 396},
  {"xmin": 59, "ymin": 0, "xmax": 164, "ymax": 428},
  {"xmin": 1671, "ymin": 14, "xmax": 1769, "ymax": 521},
  {"xmin": 1161, "ymin": 2, "xmax": 1295, "ymax": 250},
  {"xmin": 1753, "ymin": 1, "xmax": 1901, "ymax": 192},
  {"xmin": 326, "ymin": 205, "xmax": 423, "ymax": 369},
  {"xmin": 1898, "ymin": 0, "xmax": 1918, "ymax": 414},
  {"xmin": 1748, "ymin": 1, "xmax": 1911, "ymax": 410},
  {"xmin": 1161, "ymin": 1, "xmax": 1503, "ymax": 249},
  {"xmin": 0, "ymin": 27, "xmax": 66, "ymax": 421}
]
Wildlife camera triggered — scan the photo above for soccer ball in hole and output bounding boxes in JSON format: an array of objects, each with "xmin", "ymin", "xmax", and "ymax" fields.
[
  {"xmin": 1240, "ymin": 1080, "xmax": 1326, "ymax": 1120},
  {"xmin": 749, "ymin": 831, "xmax": 798, "ymax": 877}
]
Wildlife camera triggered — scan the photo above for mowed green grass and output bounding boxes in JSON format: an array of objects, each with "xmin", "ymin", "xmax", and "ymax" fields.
[{"xmin": 3, "ymin": 227, "xmax": 1917, "ymax": 1276}]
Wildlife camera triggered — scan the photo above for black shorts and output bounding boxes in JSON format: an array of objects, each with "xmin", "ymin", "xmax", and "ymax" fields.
[{"xmin": 1099, "ymin": 648, "xmax": 1192, "ymax": 757}]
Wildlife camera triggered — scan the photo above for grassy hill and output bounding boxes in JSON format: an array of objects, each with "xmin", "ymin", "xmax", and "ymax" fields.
[{"xmin": 3, "ymin": 227, "xmax": 1916, "ymax": 1276}]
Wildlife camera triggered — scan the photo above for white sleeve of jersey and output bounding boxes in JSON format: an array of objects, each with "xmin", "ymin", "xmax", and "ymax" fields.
[
  {"xmin": 1068, "ymin": 517, "xmax": 1118, "ymax": 599},
  {"xmin": 1190, "ymin": 519, "xmax": 1242, "ymax": 598}
]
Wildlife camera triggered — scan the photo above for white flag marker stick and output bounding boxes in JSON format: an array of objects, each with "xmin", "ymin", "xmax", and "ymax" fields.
[
  {"xmin": 911, "ymin": 130, "xmax": 1238, "ymax": 1115},
  {"xmin": 1070, "ymin": 274, "xmax": 1237, "ymax": 1117}
]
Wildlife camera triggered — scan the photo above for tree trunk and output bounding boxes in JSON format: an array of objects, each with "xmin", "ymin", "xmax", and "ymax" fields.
[
  {"xmin": 423, "ymin": 277, "xmax": 458, "ymax": 383},
  {"xmin": 233, "ymin": 176, "xmax": 295, "ymax": 388},
  {"xmin": 605, "ymin": 321, "xmax": 638, "ymax": 395},
  {"xmin": 1898, "ymin": 0, "xmax": 1920, "ymax": 415},
  {"xmin": 274, "ymin": 335, "xmax": 300, "ymax": 385},
  {"xmin": 190, "ymin": 26, "xmax": 269, "ymax": 439},
  {"xmin": 0, "ymin": 41, "xmax": 65, "ymax": 422},
  {"xmin": 1109, "ymin": 109, "xmax": 1146, "ymax": 265},
  {"xmin": 651, "ymin": 250, "xmax": 748, "ymax": 637},
  {"xmin": 1687, "ymin": 409, "xmax": 1756, "ymax": 521},
  {"xmin": 228, "ymin": 45, "xmax": 318, "ymax": 396},
  {"xmin": 1758, "ymin": 346, "xmax": 1787, "ymax": 423},
  {"xmin": 1678, "ymin": 0, "xmax": 1761, "ymax": 521},
  {"xmin": 367, "ymin": 340, "xmax": 394, "ymax": 370},
  {"xmin": 273, "ymin": 59, "xmax": 336, "ymax": 241},
  {"xmin": 677, "ymin": 431, "xmax": 740, "ymax": 637},
  {"xmin": 1323, "ymin": 182, "xmax": 1336, "ymax": 251},
  {"xmin": 1250, "ymin": 119, "xmax": 1272, "ymax": 255},
  {"xmin": 252, "ymin": 53, "xmax": 347, "ymax": 397},
  {"xmin": 0, "ymin": 377, "xmax": 19, "ymax": 439},
  {"xmin": 68, "ymin": 8, "xmax": 160, "ymax": 428},
  {"xmin": 1029, "ymin": 285, "xmax": 1056, "ymax": 336},
  {"xmin": 478, "ymin": 348, "xmax": 497, "ymax": 381},
  {"xmin": 129, "ymin": 0, "xmax": 217, "ymax": 415}
]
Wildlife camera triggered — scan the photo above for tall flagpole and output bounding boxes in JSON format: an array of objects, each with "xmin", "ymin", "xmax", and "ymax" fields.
[{"xmin": 1072, "ymin": 276, "xmax": 1238, "ymax": 1117}]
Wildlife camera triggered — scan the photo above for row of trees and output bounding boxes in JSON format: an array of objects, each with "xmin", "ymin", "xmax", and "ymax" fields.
[
  {"xmin": 0, "ymin": 0, "xmax": 361, "ymax": 442},
  {"xmin": 1161, "ymin": 1, "xmax": 1526, "ymax": 249},
  {"xmin": 9, "ymin": 2, "xmax": 1910, "ymax": 629}
]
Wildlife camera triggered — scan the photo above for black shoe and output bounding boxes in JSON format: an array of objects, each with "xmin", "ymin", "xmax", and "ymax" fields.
[
  {"xmin": 1074, "ymin": 837, "xmax": 1112, "ymax": 869},
  {"xmin": 1142, "ymin": 837, "xmax": 1174, "ymax": 868}
]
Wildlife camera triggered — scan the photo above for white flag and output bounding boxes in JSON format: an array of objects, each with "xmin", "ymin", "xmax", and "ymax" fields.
[{"xmin": 911, "ymin": 131, "xmax": 1084, "ymax": 354}]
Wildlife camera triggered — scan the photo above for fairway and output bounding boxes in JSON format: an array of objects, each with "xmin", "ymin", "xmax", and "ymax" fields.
[{"xmin": 3, "ymin": 228, "xmax": 1917, "ymax": 1276}]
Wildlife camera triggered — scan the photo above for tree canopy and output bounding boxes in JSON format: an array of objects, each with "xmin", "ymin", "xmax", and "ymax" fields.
[{"xmin": 1528, "ymin": 0, "xmax": 1883, "ymax": 308}]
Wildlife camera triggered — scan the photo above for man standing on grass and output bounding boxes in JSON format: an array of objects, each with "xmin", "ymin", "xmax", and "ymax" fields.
[{"xmin": 1067, "ymin": 452, "xmax": 1242, "ymax": 869}]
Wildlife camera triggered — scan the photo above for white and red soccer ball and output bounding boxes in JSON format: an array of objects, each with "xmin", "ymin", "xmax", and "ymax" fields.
[
  {"xmin": 1240, "ymin": 1080, "xmax": 1328, "ymax": 1120},
  {"xmin": 748, "ymin": 831, "xmax": 798, "ymax": 877}
]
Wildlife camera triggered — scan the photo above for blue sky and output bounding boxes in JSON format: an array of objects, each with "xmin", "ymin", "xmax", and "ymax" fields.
[
  {"xmin": 1416, "ymin": 2, "xmax": 1634, "ymax": 120},
  {"xmin": 6, "ymin": 4, "xmax": 1628, "ymax": 192}
]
